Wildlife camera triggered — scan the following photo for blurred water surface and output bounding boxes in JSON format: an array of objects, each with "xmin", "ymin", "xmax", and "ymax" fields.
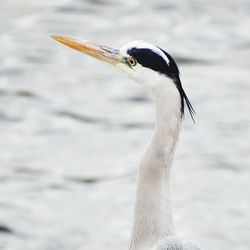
[{"xmin": 0, "ymin": 0, "xmax": 250, "ymax": 249}]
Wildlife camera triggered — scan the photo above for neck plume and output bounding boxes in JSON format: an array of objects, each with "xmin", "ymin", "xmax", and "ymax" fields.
[{"xmin": 129, "ymin": 82, "xmax": 182, "ymax": 250}]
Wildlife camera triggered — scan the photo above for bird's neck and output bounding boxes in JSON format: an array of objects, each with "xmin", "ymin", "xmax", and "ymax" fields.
[{"xmin": 129, "ymin": 83, "xmax": 182, "ymax": 250}]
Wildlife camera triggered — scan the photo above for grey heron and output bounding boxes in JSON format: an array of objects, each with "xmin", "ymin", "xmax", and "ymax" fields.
[{"xmin": 51, "ymin": 36, "xmax": 200, "ymax": 250}]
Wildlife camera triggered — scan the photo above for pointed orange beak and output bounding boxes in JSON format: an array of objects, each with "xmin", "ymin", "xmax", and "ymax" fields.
[{"xmin": 51, "ymin": 35, "xmax": 120, "ymax": 65}]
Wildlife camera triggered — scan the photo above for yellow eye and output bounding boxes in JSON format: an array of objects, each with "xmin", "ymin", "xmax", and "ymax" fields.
[{"xmin": 128, "ymin": 57, "xmax": 137, "ymax": 66}]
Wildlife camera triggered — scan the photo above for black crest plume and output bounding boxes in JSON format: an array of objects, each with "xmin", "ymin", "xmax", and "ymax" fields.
[{"xmin": 127, "ymin": 47, "xmax": 196, "ymax": 122}]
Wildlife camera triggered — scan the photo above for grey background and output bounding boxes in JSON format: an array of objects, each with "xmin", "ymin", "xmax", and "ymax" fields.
[{"xmin": 0, "ymin": 0, "xmax": 250, "ymax": 249}]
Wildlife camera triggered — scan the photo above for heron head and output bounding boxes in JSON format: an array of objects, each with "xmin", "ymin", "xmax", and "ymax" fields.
[
  {"xmin": 51, "ymin": 36, "xmax": 195, "ymax": 121},
  {"xmin": 51, "ymin": 36, "xmax": 177, "ymax": 88},
  {"xmin": 117, "ymin": 41, "xmax": 180, "ymax": 88}
]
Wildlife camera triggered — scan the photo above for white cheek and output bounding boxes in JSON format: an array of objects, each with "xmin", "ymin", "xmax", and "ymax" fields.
[
  {"xmin": 116, "ymin": 63, "xmax": 176, "ymax": 97},
  {"xmin": 131, "ymin": 66, "xmax": 163, "ymax": 89},
  {"xmin": 116, "ymin": 63, "xmax": 140, "ymax": 81}
]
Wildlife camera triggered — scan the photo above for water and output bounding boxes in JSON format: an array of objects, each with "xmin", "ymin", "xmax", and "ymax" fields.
[{"xmin": 0, "ymin": 0, "xmax": 250, "ymax": 249}]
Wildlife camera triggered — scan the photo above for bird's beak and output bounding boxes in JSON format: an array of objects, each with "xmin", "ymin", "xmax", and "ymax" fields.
[{"xmin": 51, "ymin": 35, "xmax": 120, "ymax": 65}]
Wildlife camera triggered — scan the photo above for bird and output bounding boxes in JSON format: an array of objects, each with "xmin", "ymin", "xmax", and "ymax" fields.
[{"xmin": 51, "ymin": 36, "xmax": 201, "ymax": 250}]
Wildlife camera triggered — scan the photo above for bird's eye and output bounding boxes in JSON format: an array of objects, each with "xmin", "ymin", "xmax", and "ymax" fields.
[{"xmin": 128, "ymin": 57, "xmax": 137, "ymax": 67}]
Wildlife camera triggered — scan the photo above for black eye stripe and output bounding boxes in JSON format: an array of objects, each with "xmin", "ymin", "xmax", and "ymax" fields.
[{"xmin": 127, "ymin": 48, "xmax": 179, "ymax": 79}]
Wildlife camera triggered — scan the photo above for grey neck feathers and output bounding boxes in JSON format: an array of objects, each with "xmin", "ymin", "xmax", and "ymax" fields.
[{"xmin": 129, "ymin": 83, "xmax": 182, "ymax": 250}]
